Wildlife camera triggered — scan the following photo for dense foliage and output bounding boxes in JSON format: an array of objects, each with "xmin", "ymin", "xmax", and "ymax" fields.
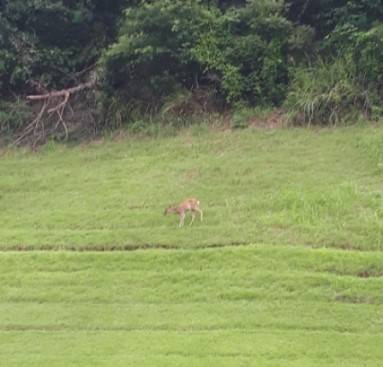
[
  {"xmin": 0, "ymin": 0, "xmax": 127, "ymax": 93},
  {"xmin": 1, "ymin": 0, "xmax": 382, "ymax": 138},
  {"xmin": 102, "ymin": 0, "xmax": 291, "ymax": 108}
]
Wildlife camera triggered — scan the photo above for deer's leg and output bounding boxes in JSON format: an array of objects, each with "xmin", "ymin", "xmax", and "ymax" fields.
[
  {"xmin": 197, "ymin": 208, "xmax": 203, "ymax": 222},
  {"xmin": 179, "ymin": 212, "xmax": 185, "ymax": 228},
  {"xmin": 189, "ymin": 212, "xmax": 196, "ymax": 225}
]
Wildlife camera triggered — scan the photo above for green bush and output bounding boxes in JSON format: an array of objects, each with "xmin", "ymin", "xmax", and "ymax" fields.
[
  {"xmin": 283, "ymin": 0, "xmax": 383, "ymax": 125},
  {"xmin": 101, "ymin": 0, "xmax": 293, "ymax": 119},
  {"xmin": 101, "ymin": 1, "xmax": 210, "ymax": 110},
  {"xmin": 284, "ymin": 58, "xmax": 378, "ymax": 125}
]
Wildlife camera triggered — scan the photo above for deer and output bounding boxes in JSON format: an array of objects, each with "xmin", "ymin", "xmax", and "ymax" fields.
[{"xmin": 164, "ymin": 198, "xmax": 203, "ymax": 228}]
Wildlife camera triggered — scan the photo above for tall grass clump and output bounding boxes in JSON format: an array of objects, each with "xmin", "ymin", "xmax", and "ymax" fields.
[
  {"xmin": 284, "ymin": 58, "xmax": 375, "ymax": 126},
  {"xmin": 0, "ymin": 100, "xmax": 32, "ymax": 137}
]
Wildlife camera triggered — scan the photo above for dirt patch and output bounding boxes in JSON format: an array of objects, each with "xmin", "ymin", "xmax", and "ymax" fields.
[
  {"xmin": 357, "ymin": 270, "xmax": 371, "ymax": 278},
  {"xmin": 248, "ymin": 108, "xmax": 287, "ymax": 129}
]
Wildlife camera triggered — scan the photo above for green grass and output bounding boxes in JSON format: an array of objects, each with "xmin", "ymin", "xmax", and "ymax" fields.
[
  {"xmin": 1, "ymin": 244, "xmax": 383, "ymax": 366},
  {"xmin": 0, "ymin": 126, "xmax": 382, "ymax": 250},
  {"xmin": 1, "ymin": 125, "xmax": 383, "ymax": 365}
]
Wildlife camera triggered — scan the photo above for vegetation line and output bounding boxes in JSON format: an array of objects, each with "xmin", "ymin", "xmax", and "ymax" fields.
[
  {"xmin": 0, "ymin": 241, "xmax": 378, "ymax": 254},
  {"xmin": 0, "ymin": 241, "xmax": 249, "ymax": 253}
]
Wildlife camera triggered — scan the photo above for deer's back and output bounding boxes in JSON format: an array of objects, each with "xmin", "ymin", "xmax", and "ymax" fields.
[{"xmin": 180, "ymin": 198, "xmax": 200, "ymax": 210}]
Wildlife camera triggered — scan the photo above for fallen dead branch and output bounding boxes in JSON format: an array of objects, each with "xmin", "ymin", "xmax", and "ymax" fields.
[{"xmin": 15, "ymin": 75, "xmax": 96, "ymax": 147}]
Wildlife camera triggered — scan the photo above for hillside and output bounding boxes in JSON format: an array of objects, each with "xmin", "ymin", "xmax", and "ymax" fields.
[
  {"xmin": 0, "ymin": 126, "xmax": 382, "ymax": 250},
  {"xmin": 0, "ymin": 125, "xmax": 382, "ymax": 366}
]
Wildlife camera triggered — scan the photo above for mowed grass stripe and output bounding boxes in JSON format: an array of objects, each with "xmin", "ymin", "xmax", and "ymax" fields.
[
  {"xmin": 2, "ymin": 243, "xmax": 383, "ymax": 277},
  {"xmin": 2, "ymin": 330, "xmax": 383, "ymax": 367},
  {"xmin": 0, "ymin": 127, "xmax": 382, "ymax": 250},
  {"xmin": 0, "ymin": 244, "xmax": 383, "ymax": 366},
  {"xmin": 1, "ymin": 301, "xmax": 382, "ymax": 334}
]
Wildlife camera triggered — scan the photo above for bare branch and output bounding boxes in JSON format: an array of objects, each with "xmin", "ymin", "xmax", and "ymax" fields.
[
  {"xmin": 13, "ymin": 100, "xmax": 48, "ymax": 146},
  {"xmin": 26, "ymin": 79, "xmax": 95, "ymax": 101},
  {"xmin": 48, "ymin": 91, "xmax": 70, "ymax": 114},
  {"xmin": 16, "ymin": 74, "xmax": 97, "ymax": 146}
]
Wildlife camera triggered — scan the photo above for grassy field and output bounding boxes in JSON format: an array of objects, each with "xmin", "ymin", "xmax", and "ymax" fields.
[
  {"xmin": 1, "ymin": 244, "xmax": 383, "ymax": 366},
  {"xmin": 0, "ymin": 126, "xmax": 382, "ymax": 250},
  {"xmin": 0, "ymin": 125, "xmax": 382, "ymax": 366}
]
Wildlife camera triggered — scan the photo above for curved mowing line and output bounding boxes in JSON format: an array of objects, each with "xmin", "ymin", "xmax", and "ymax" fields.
[
  {"xmin": 0, "ymin": 324, "xmax": 372, "ymax": 335},
  {"xmin": 0, "ymin": 241, "xmax": 249, "ymax": 252},
  {"xmin": 0, "ymin": 241, "xmax": 380, "ymax": 253}
]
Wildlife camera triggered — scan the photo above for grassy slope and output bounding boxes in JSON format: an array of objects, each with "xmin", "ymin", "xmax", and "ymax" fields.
[
  {"xmin": 0, "ymin": 126, "xmax": 382, "ymax": 250},
  {"xmin": 1, "ymin": 244, "xmax": 383, "ymax": 366},
  {"xmin": 0, "ymin": 125, "xmax": 382, "ymax": 366}
]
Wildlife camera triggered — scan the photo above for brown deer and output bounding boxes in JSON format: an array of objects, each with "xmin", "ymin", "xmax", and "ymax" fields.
[{"xmin": 164, "ymin": 198, "xmax": 203, "ymax": 227}]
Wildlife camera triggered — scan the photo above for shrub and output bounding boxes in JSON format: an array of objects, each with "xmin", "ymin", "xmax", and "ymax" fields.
[
  {"xmin": 284, "ymin": 58, "xmax": 378, "ymax": 125},
  {"xmin": 101, "ymin": 0, "xmax": 293, "ymax": 120}
]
